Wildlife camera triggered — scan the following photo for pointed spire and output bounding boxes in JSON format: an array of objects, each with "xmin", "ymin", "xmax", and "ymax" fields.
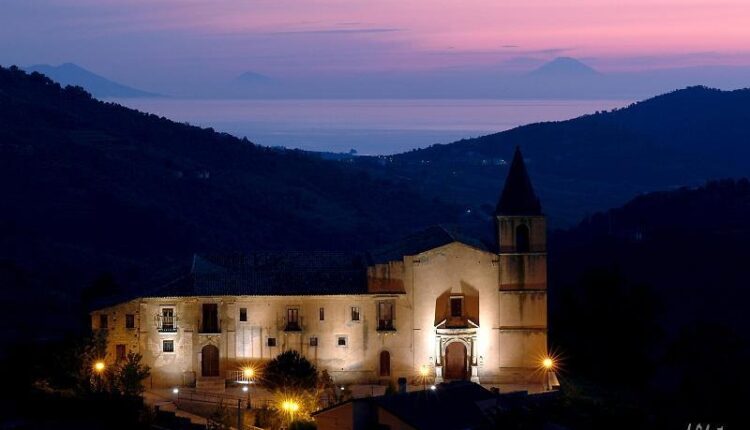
[{"xmin": 495, "ymin": 147, "xmax": 542, "ymax": 216}]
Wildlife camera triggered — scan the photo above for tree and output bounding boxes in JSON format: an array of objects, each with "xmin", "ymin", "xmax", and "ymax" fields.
[
  {"xmin": 263, "ymin": 350, "xmax": 318, "ymax": 390},
  {"xmin": 114, "ymin": 352, "xmax": 151, "ymax": 396}
]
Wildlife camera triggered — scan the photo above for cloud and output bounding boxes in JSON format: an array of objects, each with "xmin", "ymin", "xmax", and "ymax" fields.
[{"xmin": 267, "ymin": 28, "xmax": 403, "ymax": 36}]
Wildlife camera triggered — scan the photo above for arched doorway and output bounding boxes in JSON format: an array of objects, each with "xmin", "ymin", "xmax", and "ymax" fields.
[
  {"xmin": 201, "ymin": 345, "xmax": 220, "ymax": 377},
  {"xmin": 379, "ymin": 351, "xmax": 391, "ymax": 377},
  {"xmin": 444, "ymin": 342, "xmax": 467, "ymax": 380}
]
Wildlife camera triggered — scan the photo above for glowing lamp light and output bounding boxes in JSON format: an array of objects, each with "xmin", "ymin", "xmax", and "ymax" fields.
[
  {"xmin": 242, "ymin": 367, "xmax": 255, "ymax": 379},
  {"xmin": 419, "ymin": 365, "xmax": 429, "ymax": 377},
  {"xmin": 172, "ymin": 388, "xmax": 179, "ymax": 394},
  {"xmin": 542, "ymin": 357, "xmax": 554, "ymax": 370},
  {"xmin": 430, "ymin": 385, "xmax": 437, "ymax": 390},
  {"xmin": 282, "ymin": 400, "xmax": 300, "ymax": 412},
  {"xmin": 340, "ymin": 386, "xmax": 345, "ymax": 391},
  {"xmin": 93, "ymin": 361, "xmax": 105, "ymax": 373},
  {"xmin": 242, "ymin": 386, "xmax": 249, "ymax": 392}
]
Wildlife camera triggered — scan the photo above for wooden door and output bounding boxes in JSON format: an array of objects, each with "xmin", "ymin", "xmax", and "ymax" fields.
[
  {"xmin": 201, "ymin": 345, "xmax": 220, "ymax": 377},
  {"xmin": 444, "ymin": 342, "xmax": 467, "ymax": 380},
  {"xmin": 379, "ymin": 351, "xmax": 391, "ymax": 377}
]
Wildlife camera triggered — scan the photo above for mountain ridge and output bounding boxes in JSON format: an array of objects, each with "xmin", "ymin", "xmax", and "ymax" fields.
[{"xmin": 25, "ymin": 63, "xmax": 160, "ymax": 98}]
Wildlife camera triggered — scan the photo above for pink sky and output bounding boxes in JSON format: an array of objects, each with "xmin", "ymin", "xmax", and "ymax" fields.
[{"xmin": 2, "ymin": 0, "xmax": 750, "ymax": 86}]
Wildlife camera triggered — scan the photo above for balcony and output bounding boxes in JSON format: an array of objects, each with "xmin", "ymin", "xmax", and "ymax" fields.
[
  {"xmin": 283, "ymin": 315, "xmax": 303, "ymax": 332},
  {"xmin": 156, "ymin": 315, "xmax": 178, "ymax": 333},
  {"xmin": 199, "ymin": 320, "xmax": 221, "ymax": 334},
  {"xmin": 377, "ymin": 320, "xmax": 395, "ymax": 332},
  {"xmin": 284, "ymin": 321, "xmax": 302, "ymax": 332}
]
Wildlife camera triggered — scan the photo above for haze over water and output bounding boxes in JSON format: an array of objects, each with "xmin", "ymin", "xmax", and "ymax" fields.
[{"xmin": 113, "ymin": 98, "xmax": 630, "ymax": 155}]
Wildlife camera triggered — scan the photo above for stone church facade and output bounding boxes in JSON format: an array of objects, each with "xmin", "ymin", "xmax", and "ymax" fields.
[{"xmin": 91, "ymin": 148, "xmax": 549, "ymax": 391}]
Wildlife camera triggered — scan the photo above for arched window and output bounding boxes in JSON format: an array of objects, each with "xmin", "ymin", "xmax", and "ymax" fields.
[
  {"xmin": 379, "ymin": 351, "xmax": 391, "ymax": 377},
  {"xmin": 515, "ymin": 224, "xmax": 530, "ymax": 253}
]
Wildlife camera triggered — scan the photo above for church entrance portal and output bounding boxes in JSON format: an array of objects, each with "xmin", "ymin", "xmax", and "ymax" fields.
[{"xmin": 444, "ymin": 342, "xmax": 468, "ymax": 380}]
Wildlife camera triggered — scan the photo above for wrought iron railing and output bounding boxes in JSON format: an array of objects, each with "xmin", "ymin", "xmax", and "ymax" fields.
[
  {"xmin": 377, "ymin": 320, "xmax": 395, "ymax": 331},
  {"xmin": 155, "ymin": 314, "xmax": 178, "ymax": 332}
]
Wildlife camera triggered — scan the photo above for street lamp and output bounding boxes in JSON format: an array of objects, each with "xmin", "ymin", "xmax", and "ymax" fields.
[
  {"xmin": 418, "ymin": 365, "xmax": 430, "ymax": 391},
  {"xmin": 281, "ymin": 399, "xmax": 300, "ymax": 423},
  {"xmin": 542, "ymin": 357, "xmax": 554, "ymax": 370},
  {"xmin": 93, "ymin": 360, "xmax": 105, "ymax": 373},
  {"xmin": 242, "ymin": 367, "xmax": 255, "ymax": 380}
]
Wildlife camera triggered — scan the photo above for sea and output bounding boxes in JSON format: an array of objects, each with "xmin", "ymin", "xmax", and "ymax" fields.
[{"xmin": 110, "ymin": 98, "xmax": 631, "ymax": 155}]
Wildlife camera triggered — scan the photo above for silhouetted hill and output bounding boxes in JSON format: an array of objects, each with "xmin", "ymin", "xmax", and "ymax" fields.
[
  {"xmin": 550, "ymin": 178, "xmax": 750, "ymax": 331},
  {"xmin": 546, "ymin": 179, "xmax": 750, "ymax": 425},
  {"xmin": 353, "ymin": 86, "xmax": 750, "ymax": 228},
  {"xmin": 0, "ymin": 66, "xmax": 460, "ymax": 336},
  {"xmin": 25, "ymin": 63, "xmax": 159, "ymax": 98}
]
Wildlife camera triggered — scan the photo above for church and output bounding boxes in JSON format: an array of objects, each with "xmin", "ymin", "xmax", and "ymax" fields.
[{"xmin": 91, "ymin": 147, "xmax": 549, "ymax": 392}]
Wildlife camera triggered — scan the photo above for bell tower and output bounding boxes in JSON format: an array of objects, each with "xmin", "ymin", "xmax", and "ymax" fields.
[
  {"xmin": 495, "ymin": 146, "xmax": 548, "ymax": 387},
  {"xmin": 495, "ymin": 146, "xmax": 545, "ymax": 257}
]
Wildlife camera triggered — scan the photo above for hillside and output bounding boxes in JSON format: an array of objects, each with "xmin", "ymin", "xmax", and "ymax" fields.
[
  {"xmin": 25, "ymin": 63, "xmax": 159, "ymax": 98},
  {"xmin": 353, "ymin": 86, "xmax": 750, "ymax": 228},
  {"xmin": 0, "ymin": 66, "xmax": 461, "ymax": 336},
  {"xmin": 545, "ymin": 179, "xmax": 750, "ymax": 423}
]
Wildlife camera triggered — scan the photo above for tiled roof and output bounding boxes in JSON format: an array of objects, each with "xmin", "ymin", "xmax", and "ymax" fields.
[
  {"xmin": 367, "ymin": 225, "xmax": 490, "ymax": 264},
  {"xmin": 146, "ymin": 252, "xmax": 369, "ymax": 297},
  {"xmin": 97, "ymin": 227, "xmax": 489, "ymax": 304}
]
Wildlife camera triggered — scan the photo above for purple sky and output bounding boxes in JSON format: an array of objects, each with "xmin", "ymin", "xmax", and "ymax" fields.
[{"xmin": 3, "ymin": 0, "xmax": 750, "ymax": 92}]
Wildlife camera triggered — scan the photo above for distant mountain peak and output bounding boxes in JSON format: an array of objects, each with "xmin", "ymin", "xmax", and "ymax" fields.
[
  {"xmin": 528, "ymin": 57, "xmax": 600, "ymax": 77},
  {"xmin": 25, "ymin": 62, "xmax": 159, "ymax": 98},
  {"xmin": 235, "ymin": 71, "xmax": 273, "ymax": 84}
]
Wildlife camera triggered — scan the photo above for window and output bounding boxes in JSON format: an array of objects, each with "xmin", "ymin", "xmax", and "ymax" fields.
[
  {"xmin": 450, "ymin": 297, "xmax": 463, "ymax": 317},
  {"xmin": 286, "ymin": 308, "xmax": 300, "ymax": 331},
  {"xmin": 160, "ymin": 308, "xmax": 176, "ymax": 332},
  {"xmin": 319, "ymin": 307, "xmax": 325, "ymax": 321},
  {"xmin": 99, "ymin": 314, "xmax": 108, "ymax": 329},
  {"xmin": 163, "ymin": 340, "xmax": 174, "ymax": 353},
  {"xmin": 337, "ymin": 336, "xmax": 348, "ymax": 347},
  {"xmin": 239, "ymin": 307, "xmax": 247, "ymax": 322},
  {"xmin": 267, "ymin": 337, "xmax": 277, "ymax": 347},
  {"xmin": 116, "ymin": 344, "xmax": 127, "ymax": 362},
  {"xmin": 309, "ymin": 336, "xmax": 318, "ymax": 347},
  {"xmin": 125, "ymin": 314, "xmax": 135, "ymax": 329},
  {"xmin": 201, "ymin": 304, "xmax": 219, "ymax": 333},
  {"xmin": 351, "ymin": 307, "xmax": 360, "ymax": 321},
  {"xmin": 378, "ymin": 302, "xmax": 394, "ymax": 330},
  {"xmin": 515, "ymin": 224, "xmax": 530, "ymax": 253}
]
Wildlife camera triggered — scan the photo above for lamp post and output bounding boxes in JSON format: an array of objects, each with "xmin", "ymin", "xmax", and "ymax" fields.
[
  {"xmin": 419, "ymin": 365, "xmax": 429, "ymax": 391},
  {"xmin": 92, "ymin": 360, "xmax": 106, "ymax": 391},
  {"xmin": 541, "ymin": 357, "xmax": 555, "ymax": 391},
  {"xmin": 242, "ymin": 367, "xmax": 255, "ymax": 409},
  {"xmin": 282, "ymin": 399, "xmax": 300, "ymax": 425}
]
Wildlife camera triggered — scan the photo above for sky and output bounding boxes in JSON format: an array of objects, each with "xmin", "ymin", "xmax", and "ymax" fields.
[{"xmin": 2, "ymin": 0, "xmax": 750, "ymax": 92}]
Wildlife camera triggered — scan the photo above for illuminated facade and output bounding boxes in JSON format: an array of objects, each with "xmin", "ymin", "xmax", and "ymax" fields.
[{"xmin": 91, "ymin": 147, "xmax": 548, "ymax": 391}]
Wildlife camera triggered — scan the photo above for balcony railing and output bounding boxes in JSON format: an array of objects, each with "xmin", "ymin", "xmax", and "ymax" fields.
[
  {"xmin": 199, "ymin": 319, "xmax": 221, "ymax": 334},
  {"xmin": 156, "ymin": 315, "xmax": 178, "ymax": 332},
  {"xmin": 284, "ymin": 321, "xmax": 301, "ymax": 332},
  {"xmin": 377, "ymin": 320, "xmax": 395, "ymax": 331}
]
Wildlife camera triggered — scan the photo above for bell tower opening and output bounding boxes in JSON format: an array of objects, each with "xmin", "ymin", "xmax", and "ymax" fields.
[{"xmin": 515, "ymin": 224, "xmax": 530, "ymax": 253}]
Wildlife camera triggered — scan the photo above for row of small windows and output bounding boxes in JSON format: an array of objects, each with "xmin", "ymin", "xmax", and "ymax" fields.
[
  {"xmin": 99, "ymin": 302, "xmax": 395, "ymax": 331},
  {"xmin": 155, "ymin": 335, "xmax": 349, "ymax": 354},
  {"xmin": 99, "ymin": 314, "xmax": 136, "ymax": 330}
]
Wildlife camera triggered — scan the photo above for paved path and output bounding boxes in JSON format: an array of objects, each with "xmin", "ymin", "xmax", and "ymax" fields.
[{"xmin": 144, "ymin": 389, "xmax": 208, "ymax": 426}]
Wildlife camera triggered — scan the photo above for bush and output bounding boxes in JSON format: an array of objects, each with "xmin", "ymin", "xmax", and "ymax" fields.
[{"xmin": 263, "ymin": 350, "xmax": 318, "ymax": 390}]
